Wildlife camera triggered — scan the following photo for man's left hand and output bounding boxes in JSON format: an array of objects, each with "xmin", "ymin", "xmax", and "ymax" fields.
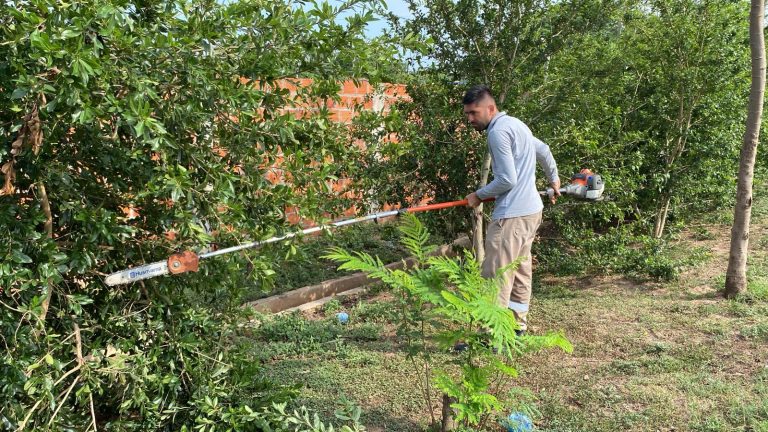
[{"xmin": 549, "ymin": 179, "xmax": 561, "ymax": 204}]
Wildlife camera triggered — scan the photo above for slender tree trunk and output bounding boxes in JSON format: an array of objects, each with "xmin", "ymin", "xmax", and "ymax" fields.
[
  {"xmin": 725, "ymin": 0, "xmax": 765, "ymax": 298},
  {"xmin": 653, "ymin": 122, "xmax": 692, "ymax": 239},
  {"xmin": 38, "ymin": 182, "xmax": 54, "ymax": 321},
  {"xmin": 440, "ymin": 394, "xmax": 456, "ymax": 432},
  {"xmin": 473, "ymin": 152, "xmax": 492, "ymax": 261},
  {"xmin": 653, "ymin": 193, "xmax": 671, "ymax": 238}
]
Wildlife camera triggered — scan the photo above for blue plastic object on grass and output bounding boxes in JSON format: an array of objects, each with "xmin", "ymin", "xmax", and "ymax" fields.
[
  {"xmin": 336, "ymin": 312, "xmax": 349, "ymax": 324},
  {"xmin": 504, "ymin": 412, "xmax": 533, "ymax": 432}
]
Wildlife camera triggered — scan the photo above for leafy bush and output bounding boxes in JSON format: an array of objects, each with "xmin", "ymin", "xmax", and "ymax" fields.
[
  {"xmin": 0, "ymin": 0, "xmax": 400, "ymax": 429},
  {"xmin": 535, "ymin": 223, "xmax": 711, "ymax": 281}
]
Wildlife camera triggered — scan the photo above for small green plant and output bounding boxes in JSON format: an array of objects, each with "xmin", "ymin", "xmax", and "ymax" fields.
[
  {"xmin": 740, "ymin": 324, "xmax": 768, "ymax": 341},
  {"xmin": 727, "ymin": 277, "xmax": 768, "ymax": 308},
  {"xmin": 255, "ymin": 312, "xmax": 342, "ymax": 358},
  {"xmin": 324, "ymin": 213, "xmax": 572, "ymax": 430},
  {"xmin": 692, "ymin": 226, "xmax": 716, "ymax": 241},
  {"xmin": 346, "ymin": 323, "xmax": 382, "ymax": 341},
  {"xmin": 324, "ymin": 299, "xmax": 344, "ymax": 315},
  {"xmin": 352, "ymin": 298, "xmax": 399, "ymax": 323},
  {"xmin": 748, "ymin": 279, "xmax": 768, "ymax": 301}
]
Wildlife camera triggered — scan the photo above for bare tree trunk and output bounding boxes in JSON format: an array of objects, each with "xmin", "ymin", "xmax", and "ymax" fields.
[
  {"xmin": 653, "ymin": 193, "xmax": 671, "ymax": 238},
  {"xmin": 473, "ymin": 152, "xmax": 492, "ymax": 261},
  {"xmin": 440, "ymin": 394, "xmax": 456, "ymax": 432},
  {"xmin": 725, "ymin": 0, "xmax": 765, "ymax": 298},
  {"xmin": 38, "ymin": 182, "xmax": 54, "ymax": 321}
]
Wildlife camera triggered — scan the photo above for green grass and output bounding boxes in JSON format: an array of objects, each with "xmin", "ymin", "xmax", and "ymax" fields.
[
  {"xmin": 251, "ymin": 305, "xmax": 436, "ymax": 431},
  {"xmin": 251, "ymin": 266, "xmax": 768, "ymax": 431}
]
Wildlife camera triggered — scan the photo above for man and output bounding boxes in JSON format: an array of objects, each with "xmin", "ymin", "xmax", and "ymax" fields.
[{"xmin": 463, "ymin": 85, "xmax": 560, "ymax": 335}]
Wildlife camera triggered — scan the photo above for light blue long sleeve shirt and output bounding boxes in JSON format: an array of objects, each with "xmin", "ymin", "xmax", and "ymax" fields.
[{"xmin": 475, "ymin": 112, "xmax": 559, "ymax": 220}]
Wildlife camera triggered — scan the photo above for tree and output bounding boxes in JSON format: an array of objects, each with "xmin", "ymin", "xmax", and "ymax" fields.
[
  {"xmin": 356, "ymin": 0, "xmax": 750, "ymax": 281},
  {"xmin": 621, "ymin": 0, "xmax": 750, "ymax": 238},
  {"xmin": 360, "ymin": 0, "xmax": 610, "ymax": 252},
  {"xmin": 538, "ymin": 0, "xmax": 750, "ymax": 238},
  {"xmin": 725, "ymin": 0, "xmax": 766, "ymax": 298},
  {"xmin": 326, "ymin": 213, "xmax": 571, "ymax": 431},
  {"xmin": 0, "ymin": 0, "xmax": 399, "ymax": 429}
]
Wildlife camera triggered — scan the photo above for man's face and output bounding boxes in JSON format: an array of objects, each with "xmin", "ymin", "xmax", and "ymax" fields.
[{"xmin": 463, "ymin": 98, "xmax": 494, "ymax": 131}]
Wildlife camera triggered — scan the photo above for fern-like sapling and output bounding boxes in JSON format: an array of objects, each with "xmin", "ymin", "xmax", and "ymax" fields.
[{"xmin": 324, "ymin": 213, "xmax": 572, "ymax": 429}]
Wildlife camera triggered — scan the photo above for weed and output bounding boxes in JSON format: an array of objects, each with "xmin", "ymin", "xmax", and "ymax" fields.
[
  {"xmin": 689, "ymin": 416, "xmax": 728, "ymax": 432},
  {"xmin": 346, "ymin": 323, "xmax": 382, "ymax": 341},
  {"xmin": 698, "ymin": 321, "xmax": 729, "ymax": 337},
  {"xmin": 323, "ymin": 299, "xmax": 344, "ymax": 315},
  {"xmin": 712, "ymin": 273, "xmax": 727, "ymax": 289},
  {"xmin": 255, "ymin": 312, "xmax": 342, "ymax": 359},
  {"xmin": 536, "ymin": 283, "xmax": 578, "ymax": 300},
  {"xmin": 741, "ymin": 323, "xmax": 768, "ymax": 341},
  {"xmin": 728, "ymin": 278, "xmax": 768, "ymax": 312},
  {"xmin": 692, "ymin": 226, "xmax": 716, "ymax": 241},
  {"xmin": 339, "ymin": 348, "xmax": 380, "ymax": 366},
  {"xmin": 748, "ymin": 278, "xmax": 768, "ymax": 300},
  {"xmin": 352, "ymin": 299, "xmax": 398, "ymax": 324}
]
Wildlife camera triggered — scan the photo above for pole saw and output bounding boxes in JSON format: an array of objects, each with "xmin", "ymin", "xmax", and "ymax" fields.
[{"xmin": 104, "ymin": 170, "xmax": 604, "ymax": 286}]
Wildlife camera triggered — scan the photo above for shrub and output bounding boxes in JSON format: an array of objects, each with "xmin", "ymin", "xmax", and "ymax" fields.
[{"xmin": 0, "ymin": 0, "xmax": 400, "ymax": 429}]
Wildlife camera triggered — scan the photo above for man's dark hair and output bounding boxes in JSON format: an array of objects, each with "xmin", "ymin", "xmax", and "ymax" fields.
[{"xmin": 463, "ymin": 85, "xmax": 494, "ymax": 105}]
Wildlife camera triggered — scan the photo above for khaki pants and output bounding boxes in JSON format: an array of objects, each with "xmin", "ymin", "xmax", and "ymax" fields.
[{"xmin": 481, "ymin": 211, "xmax": 542, "ymax": 331}]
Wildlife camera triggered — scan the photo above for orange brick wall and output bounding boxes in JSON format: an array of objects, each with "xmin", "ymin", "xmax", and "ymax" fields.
[
  {"xmin": 264, "ymin": 79, "xmax": 409, "ymax": 225},
  {"xmin": 276, "ymin": 79, "xmax": 407, "ymax": 124}
]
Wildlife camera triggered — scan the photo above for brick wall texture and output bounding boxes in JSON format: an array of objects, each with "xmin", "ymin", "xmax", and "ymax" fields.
[{"xmin": 264, "ymin": 78, "xmax": 409, "ymax": 225}]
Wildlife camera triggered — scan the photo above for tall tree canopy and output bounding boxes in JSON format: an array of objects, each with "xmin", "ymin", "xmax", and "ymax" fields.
[{"xmin": 360, "ymin": 0, "xmax": 749, "ymax": 249}]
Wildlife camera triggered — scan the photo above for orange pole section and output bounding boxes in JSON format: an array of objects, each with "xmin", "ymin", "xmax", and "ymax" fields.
[{"xmin": 406, "ymin": 198, "xmax": 495, "ymax": 213}]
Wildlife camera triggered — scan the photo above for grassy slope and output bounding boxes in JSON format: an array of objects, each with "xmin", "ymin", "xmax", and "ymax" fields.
[{"xmin": 254, "ymin": 206, "xmax": 768, "ymax": 431}]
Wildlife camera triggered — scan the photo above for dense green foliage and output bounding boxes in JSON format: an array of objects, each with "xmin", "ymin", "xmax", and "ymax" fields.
[
  {"xmin": 325, "ymin": 213, "xmax": 572, "ymax": 429},
  {"xmin": 356, "ymin": 0, "xmax": 751, "ymax": 278},
  {"xmin": 0, "ymin": 0, "xmax": 399, "ymax": 429}
]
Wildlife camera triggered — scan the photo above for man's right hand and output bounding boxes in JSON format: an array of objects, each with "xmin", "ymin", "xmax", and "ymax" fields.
[{"xmin": 465, "ymin": 192, "xmax": 482, "ymax": 208}]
